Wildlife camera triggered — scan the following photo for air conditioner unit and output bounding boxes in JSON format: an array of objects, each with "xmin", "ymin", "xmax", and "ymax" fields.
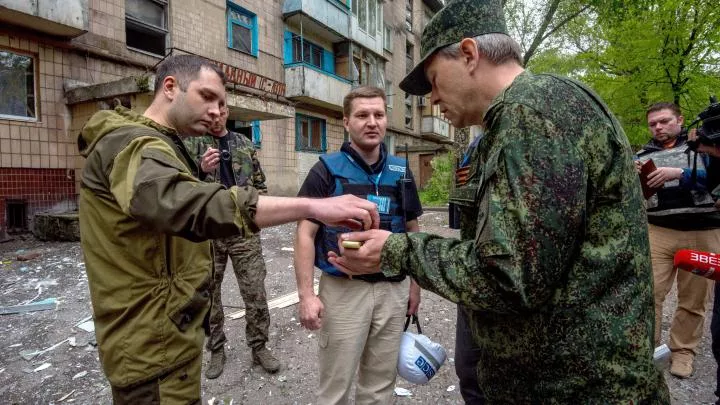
[{"xmin": 417, "ymin": 96, "xmax": 427, "ymax": 107}]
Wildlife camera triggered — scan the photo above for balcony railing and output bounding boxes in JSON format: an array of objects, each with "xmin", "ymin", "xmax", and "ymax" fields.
[
  {"xmin": 283, "ymin": 0, "xmax": 350, "ymax": 40},
  {"xmin": 421, "ymin": 116, "xmax": 450, "ymax": 140},
  {"xmin": 285, "ymin": 64, "xmax": 352, "ymax": 111}
]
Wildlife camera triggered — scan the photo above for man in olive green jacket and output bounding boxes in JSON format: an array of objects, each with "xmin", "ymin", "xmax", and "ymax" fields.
[{"xmin": 78, "ymin": 54, "xmax": 379, "ymax": 405}]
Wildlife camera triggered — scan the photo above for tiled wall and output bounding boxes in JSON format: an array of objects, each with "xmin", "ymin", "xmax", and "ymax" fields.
[{"xmin": 0, "ymin": 168, "xmax": 76, "ymax": 231}]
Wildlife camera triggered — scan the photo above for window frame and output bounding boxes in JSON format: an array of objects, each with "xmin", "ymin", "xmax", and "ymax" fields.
[
  {"xmin": 385, "ymin": 80, "xmax": 393, "ymax": 111},
  {"xmin": 353, "ymin": 0, "xmax": 382, "ymax": 37},
  {"xmin": 404, "ymin": 92, "xmax": 414, "ymax": 129},
  {"xmin": 227, "ymin": 1, "xmax": 258, "ymax": 57},
  {"xmin": 405, "ymin": 41, "xmax": 414, "ymax": 75},
  {"xmin": 405, "ymin": 0, "xmax": 413, "ymax": 32},
  {"xmin": 295, "ymin": 114, "xmax": 327, "ymax": 153},
  {"xmin": 383, "ymin": 24, "xmax": 393, "ymax": 52},
  {"xmin": 290, "ymin": 34, "xmax": 324, "ymax": 69},
  {"xmin": 125, "ymin": 0, "xmax": 168, "ymax": 56},
  {"xmin": 0, "ymin": 48, "xmax": 39, "ymax": 122},
  {"xmin": 251, "ymin": 120, "xmax": 262, "ymax": 148}
]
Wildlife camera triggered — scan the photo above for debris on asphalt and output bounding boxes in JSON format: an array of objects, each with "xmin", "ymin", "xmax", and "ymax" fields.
[
  {"xmin": 277, "ymin": 375, "xmax": 287, "ymax": 382},
  {"xmin": 280, "ymin": 247, "xmax": 294, "ymax": 252},
  {"xmin": 394, "ymin": 387, "xmax": 412, "ymax": 397},
  {"xmin": 58, "ymin": 389, "xmax": 76, "ymax": 402},
  {"xmin": 75, "ymin": 319, "xmax": 95, "ymax": 333},
  {"xmin": 33, "ymin": 363, "xmax": 51, "ymax": 372},
  {"xmin": 227, "ymin": 283, "xmax": 318, "ymax": 320},
  {"xmin": 446, "ymin": 385, "xmax": 456, "ymax": 392},
  {"xmin": 72, "ymin": 371, "xmax": 87, "ymax": 380},
  {"xmin": 20, "ymin": 337, "xmax": 73, "ymax": 360},
  {"xmin": 17, "ymin": 250, "xmax": 42, "ymax": 261},
  {"xmin": 0, "ymin": 297, "xmax": 57, "ymax": 315}
]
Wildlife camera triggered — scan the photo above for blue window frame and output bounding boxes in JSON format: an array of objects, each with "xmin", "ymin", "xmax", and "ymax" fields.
[
  {"xmin": 296, "ymin": 114, "xmax": 327, "ymax": 153},
  {"xmin": 251, "ymin": 120, "xmax": 262, "ymax": 148},
  {"xmin": 291, "ymin": 34, "xmax": 323, "ymax": 69},
  {"xmin": 283, "ymin": 31, "xmax": 336, "ymax": 75},
  {"xmin": 227, "ymin": 2, "xmax": 258, "ymax": 56}
]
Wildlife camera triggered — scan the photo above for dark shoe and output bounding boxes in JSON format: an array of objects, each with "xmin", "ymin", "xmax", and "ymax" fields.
[
  {"xmin": 253, "ymin": 346, "xmax": 280, "ymax": 373},
  {"xmin": 205, "ymin": 347, "xmax": 226, "ymax": 379}
]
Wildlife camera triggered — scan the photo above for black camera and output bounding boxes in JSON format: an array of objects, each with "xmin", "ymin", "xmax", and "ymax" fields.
[
  {"xmin": 220, "ymin": 149, "xmax": 231, "ymax": 161},
  {"xmin": 686, "ymin": 96, "xmax": 720, "ymax": 150}
]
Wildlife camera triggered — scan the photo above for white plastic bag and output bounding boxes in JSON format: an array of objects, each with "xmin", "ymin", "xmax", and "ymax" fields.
[{"xmin": 396, "ymin": 315, "xmax": 447, "ymax": 384}]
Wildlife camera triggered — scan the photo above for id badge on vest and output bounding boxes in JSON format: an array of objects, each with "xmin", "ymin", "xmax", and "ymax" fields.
[{"xmin": 367, "ymin": 194, "xmax": 391, "ymax": 215}]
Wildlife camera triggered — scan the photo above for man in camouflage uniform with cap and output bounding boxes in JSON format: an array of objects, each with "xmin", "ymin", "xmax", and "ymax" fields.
[
  {"xmin": 329, "ymin": 0, "xmax": 670, "ymax": 401},
  {"xmin": 187, "ymin": 106, "xmax": 279, "ymax": 377}
]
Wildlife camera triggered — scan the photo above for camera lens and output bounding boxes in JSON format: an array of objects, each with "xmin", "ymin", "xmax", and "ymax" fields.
[{"xmin": 221, "ymin": 149, "xmax": 231, "ymax": 161}]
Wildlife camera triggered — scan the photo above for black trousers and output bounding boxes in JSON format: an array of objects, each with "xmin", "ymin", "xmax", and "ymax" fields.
[{"xmin": 455, "ymin": 305, "xmax": 486, "ymax": 404}]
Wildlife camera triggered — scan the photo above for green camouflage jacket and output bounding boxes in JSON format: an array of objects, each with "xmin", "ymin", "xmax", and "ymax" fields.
[
  {"xmin": 78, "ymin": 107, "xmax": 259, "ymax": 388},
  {"xmin": 185, "ymin": 131, "xmax": 267, "ymax": 194},
  {"xmin": 381, "ymin": 72, "xmax": 669, "ymax": 402}
]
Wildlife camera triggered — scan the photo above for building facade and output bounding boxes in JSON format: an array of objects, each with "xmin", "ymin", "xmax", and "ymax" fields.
[{"xmin": 0, "ymin": 0, "xmax": 453, "ymax": 237}]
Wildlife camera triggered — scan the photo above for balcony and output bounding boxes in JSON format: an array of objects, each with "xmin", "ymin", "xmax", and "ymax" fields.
[
  {"xmin": 422, "ymin": 0, "xmax": 445, "ymax": 13},
  {"xmin": 285, "ymin": 64, "xmax": 351, "ymax": 111},
  {"xmin": 0, "ymin": 0, "xmax": 88, "ymax": 37},
  {"xmin": 421, "ymin": 116, "xmax": 450, "ymax": 141},
  {"xmin": 283, "ymin": 0, "xmax": 350, "ymax": 41}
]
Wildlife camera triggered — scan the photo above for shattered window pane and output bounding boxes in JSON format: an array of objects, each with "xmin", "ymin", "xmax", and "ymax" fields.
[{"xmin": 0, "ymin": 51, "xmax": 36, "ymax": 119}]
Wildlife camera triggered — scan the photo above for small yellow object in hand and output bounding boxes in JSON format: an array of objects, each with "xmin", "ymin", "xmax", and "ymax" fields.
[{"xmin": 341, "ymin": 240, "xmax": 363, "ymax": 249}]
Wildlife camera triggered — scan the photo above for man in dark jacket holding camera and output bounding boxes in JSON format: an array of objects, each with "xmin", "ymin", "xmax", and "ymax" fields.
[{"xmin": 635, "ymin": 102, "xmax": 720, "ymax": 378}]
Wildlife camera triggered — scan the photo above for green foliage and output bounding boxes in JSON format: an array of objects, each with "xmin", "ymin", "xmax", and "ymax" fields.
[
  {"xmin": 419, "ymin": 152, "xmax": 456, "ymax": 206},
  {"xmin": 521, "ymin": 0, "xmax": 720, "ymax": 149}
]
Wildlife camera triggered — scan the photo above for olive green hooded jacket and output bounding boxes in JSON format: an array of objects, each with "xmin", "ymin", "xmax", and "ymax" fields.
[{"xmin": 78, "ymin": 107, "xmax": 259, "ymax": 388}]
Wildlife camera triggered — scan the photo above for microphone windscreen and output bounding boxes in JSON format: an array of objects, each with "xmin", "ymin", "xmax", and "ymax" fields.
[{"xmin": 674, "ymin": 249, "xmax": 720, "ymax": 281}]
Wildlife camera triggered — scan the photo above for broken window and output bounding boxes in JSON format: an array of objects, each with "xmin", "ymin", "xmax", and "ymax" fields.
[
  {"xmin": 0, "ymin": 49, "xmax": 36, "ymax": 120},
  {"xmin": 352, "ymin": 46, "xmax": 385, "ymax": 88}
]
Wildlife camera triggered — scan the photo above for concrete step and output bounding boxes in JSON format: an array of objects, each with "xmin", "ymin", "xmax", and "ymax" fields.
[{"xmin": 33, "ymin": 212, "xmax": 80, "ymax": 242}]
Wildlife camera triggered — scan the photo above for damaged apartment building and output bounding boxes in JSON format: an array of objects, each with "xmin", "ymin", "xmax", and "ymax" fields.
[{"xmin": 0, "ymin": 0, "xmax": 456, "ymax": 239}]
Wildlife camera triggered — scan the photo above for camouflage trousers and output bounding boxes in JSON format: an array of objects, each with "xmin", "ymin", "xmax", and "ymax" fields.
[{"xmin": 206, "ymin": 233, "xmax": 270, "ymax": 352}]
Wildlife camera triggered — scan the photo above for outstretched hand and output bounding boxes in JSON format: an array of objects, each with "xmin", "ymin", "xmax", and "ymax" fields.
[{"xmin": 309, "ymin": 195, "xmax": 380, "ymax": 231}]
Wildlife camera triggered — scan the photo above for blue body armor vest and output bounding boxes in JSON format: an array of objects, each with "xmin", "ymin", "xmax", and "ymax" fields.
[{"xmin": 314, "ymin": 151, "xmax": 408, "ymax": 277}]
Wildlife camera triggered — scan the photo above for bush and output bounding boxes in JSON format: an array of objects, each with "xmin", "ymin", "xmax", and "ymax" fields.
[{"xmin": 419, "ymin": 152, "xmax": 455, "ymax": 206}]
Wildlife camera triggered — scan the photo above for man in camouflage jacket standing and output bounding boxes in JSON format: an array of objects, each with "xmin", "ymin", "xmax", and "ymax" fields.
[
  {"xmin": 189, "ymin": 106, "xmax": 279, "ymax": 377},
  {"xmin": 329, "ymin": 0, "xmax": 670, "ymax": 402}
]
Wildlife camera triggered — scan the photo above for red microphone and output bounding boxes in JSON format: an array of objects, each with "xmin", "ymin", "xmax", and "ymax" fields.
[{"xmin": 674, "ymin": 249, "xmax": 720, "ymax": 281}]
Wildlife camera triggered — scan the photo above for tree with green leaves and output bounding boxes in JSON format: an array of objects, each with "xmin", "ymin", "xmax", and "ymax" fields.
[{"xmin": 531, "ymin": 0, "xmax": 720, "ymax": 145}]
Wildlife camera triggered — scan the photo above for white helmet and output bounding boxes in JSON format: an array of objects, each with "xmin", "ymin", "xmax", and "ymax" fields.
[{"xmin": 396, "ymin": 316, "xmax": 447, "ymax": 385}]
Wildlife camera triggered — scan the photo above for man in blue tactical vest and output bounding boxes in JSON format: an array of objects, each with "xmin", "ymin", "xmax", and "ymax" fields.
[
  {"xmin": 635, "ymin": 102, "xmax": 720, "ymax": 378},
  {"xmin": 294, "ymin": 85, "xmax": 423, "ymax": 404}
]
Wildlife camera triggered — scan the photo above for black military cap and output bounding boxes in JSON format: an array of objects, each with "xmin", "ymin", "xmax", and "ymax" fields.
[{"xmin": 399, "ymin": 0, "xmax": 508, "ymax": 95}]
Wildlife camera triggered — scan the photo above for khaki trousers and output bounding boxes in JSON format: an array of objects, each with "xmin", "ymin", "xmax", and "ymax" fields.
[
  {"xmin": 650, "ymin": 224, "xmax": 719, "ymax": 354},
  {"xmin": 316, "ymin": 273, "xmax": 409, "ymax": 405}
]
